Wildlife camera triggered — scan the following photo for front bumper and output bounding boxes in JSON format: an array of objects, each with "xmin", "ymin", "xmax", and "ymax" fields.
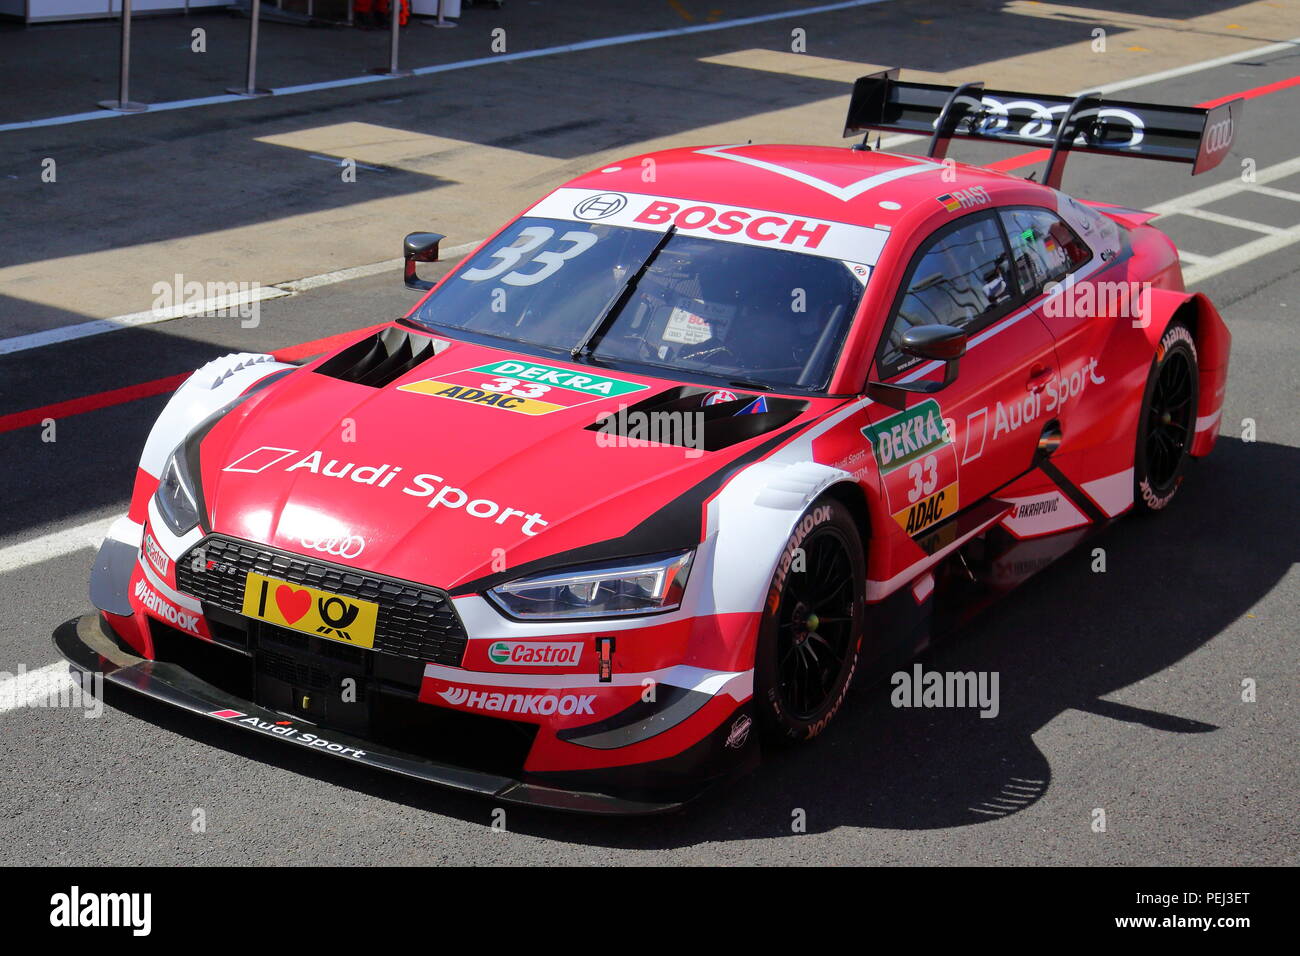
[{"xmin": 54, "ymin": 612, "xmax": 724, "ymax": 815}]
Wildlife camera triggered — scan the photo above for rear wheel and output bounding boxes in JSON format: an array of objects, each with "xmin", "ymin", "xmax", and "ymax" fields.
[
  {"xmin": 1134, "ymin": 322, "xmax": 1199, "ymax": 512},
  {"xmin": 755, "ymin": 497, "xmax": 865, "ymax": 743}
]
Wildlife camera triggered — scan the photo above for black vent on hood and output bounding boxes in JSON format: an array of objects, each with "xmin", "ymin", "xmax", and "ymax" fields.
[
  {"xmin": 314, "ymin": 327, "xmax": 446, "ymax": 388},
  {"xmin": 586, "ymin": 386, "xmax": 808, "ymax": 452}
]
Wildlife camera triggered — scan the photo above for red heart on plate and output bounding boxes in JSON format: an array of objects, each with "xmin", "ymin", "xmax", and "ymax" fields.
[{"xmin": 274, "ymin": 585, "xmax": 312, "ymax": 624}]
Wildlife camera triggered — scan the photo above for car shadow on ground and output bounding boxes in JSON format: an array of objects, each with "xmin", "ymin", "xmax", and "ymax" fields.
[{"xmin": 92, "ymin": 436, "xmax": 1295, "ymax": 849}]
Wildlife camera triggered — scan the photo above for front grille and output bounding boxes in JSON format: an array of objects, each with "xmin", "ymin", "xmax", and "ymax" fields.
[
  {"xmin": 258, "ymin": 649, "xmax": 337, "ymax": 692},
  {"xmin": 175, "ymin": 535, "xmax": 468, "ymax": 667},
  {"xmin": 260, "ymin": 624, "xmax": 368, "ymax": 665}
]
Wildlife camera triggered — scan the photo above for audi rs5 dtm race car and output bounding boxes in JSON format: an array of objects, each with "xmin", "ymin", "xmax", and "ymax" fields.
[{"xmin": 56, "ymin": 70, "xmax": 1240, "ymax": 813}]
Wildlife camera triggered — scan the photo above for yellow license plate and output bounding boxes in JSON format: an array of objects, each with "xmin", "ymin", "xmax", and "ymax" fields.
[{"xmin": 241, "ymin": 572, "xmax": 379, "ymax": 649}]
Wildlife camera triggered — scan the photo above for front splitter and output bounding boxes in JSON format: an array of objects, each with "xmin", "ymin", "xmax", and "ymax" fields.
[{"xmin": 52, "ymin": 613, "xmax": 684, "ymax": 816}]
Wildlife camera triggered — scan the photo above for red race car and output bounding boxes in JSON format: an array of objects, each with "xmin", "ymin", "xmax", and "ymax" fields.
[{"xmin": 56, "ymin": 70, "xmax": 1240, "ymax": 813}]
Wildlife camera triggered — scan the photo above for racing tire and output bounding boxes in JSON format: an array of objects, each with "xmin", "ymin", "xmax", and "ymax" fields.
[
  {"xmin": 1134, "ymin": 321, "xmax": 1199, "ymax": 513},
  {"xmin": 755, "ymin": 497, "xmax": 866, "ymax": 744}
]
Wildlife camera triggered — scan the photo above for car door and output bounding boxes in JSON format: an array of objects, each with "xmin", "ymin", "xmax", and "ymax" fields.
[
  {"xmin": 863, "ymin": 210, "xmax": 1060, "ymax": 548},
  {"xmin": 998, "ymin": 203, "xmax": 1112, "ymax": 451}
]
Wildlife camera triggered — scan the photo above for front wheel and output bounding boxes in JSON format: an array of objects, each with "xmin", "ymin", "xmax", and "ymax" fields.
[
  {"xmin": 1134, "ymin": 322, "xmax": 1199, "ymax": 512},
  {"xmin": 754, "ymin": 497, "xmax": 866, "ymax": 743}
]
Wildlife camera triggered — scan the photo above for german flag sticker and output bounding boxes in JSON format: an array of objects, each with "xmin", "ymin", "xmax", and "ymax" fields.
[{"xmin": 936, "ymin": 193, "xmax": 962, "ymax": 212}]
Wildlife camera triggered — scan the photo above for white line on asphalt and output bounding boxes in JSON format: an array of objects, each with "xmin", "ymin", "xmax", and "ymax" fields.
[
  {"xmin": 273, "ymin": 240, "xmax": 481, "ymax": 293},
  {"xmin": 0, "ymin": 517, "xmax": 113, "ymax": 576},
  {"xmin": 1243, "ymin": 184, "xmax": 1300, "ymax": 203},
  {"xmin": 0, "ymin": 240, "xmax": 482, "ymax": 357},
  {"xmin": 275, "ymin": 258, "xmax": 404, "ymax": 294},
  {"xmin": 0, "ymin": 0, "xmax": 895, "ymax": 134},
  {"xmin": 1175, "ymin": 207, "xmax": 1285, "ymax": 235},
  {"xmin": 0, "ymin": 662, "xmax": 79, "ymax": 717},
  {"xmin": 1089, "ymin": 39, "xmax": 1300, "ymax": 94},
  {"xmin": 0, "ymin": 285, "xmax": 290, "ymax": 356},
  {"xmin": 1182, "ymin": 222, "xmax": 1300, "ymax": 285},
  {"xmin": 1146, "ymin": 156, "xmax": 1300, "ymax": 215},
  {"xmin": 307, "ymin": 154, "xmax": 388, "ymax": 172},
  {"xmin": 1146, "ymin": 155, "xmax": 1300, "ymax": 285},
  {"xmin": 0, "ymin": 519, "xmax": 108, "ymax": 716}
]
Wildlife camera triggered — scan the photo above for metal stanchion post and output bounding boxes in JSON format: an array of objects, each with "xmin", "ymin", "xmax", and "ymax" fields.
[
  {"xmin": 431, "ymin": 0, "xmax": 457, "ymax": 28},
  {"xmin": 370, "ymin": 0, "xmax": 412, "ymax": 76},
  {"xmin": 228, "ymin": 0, "xmax": 272, "ymax": 96},
  {"xmin": 97, "ymin": 0, "xmax": 148, "ymax": 113}
]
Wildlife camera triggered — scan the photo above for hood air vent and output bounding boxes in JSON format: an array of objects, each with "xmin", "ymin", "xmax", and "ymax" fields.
[
  {"xmin": 586, "ymin": 386, "xmax": 808, "ymax": 452},
  {"xmin": 314, "ymin": 327, "xmax": 448, "ymax": 388}
]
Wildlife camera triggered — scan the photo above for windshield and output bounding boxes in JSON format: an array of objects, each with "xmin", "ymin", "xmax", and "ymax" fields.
[{"xmin": 409, "ymin": 217, "xmax": 868, "ymax": 392}]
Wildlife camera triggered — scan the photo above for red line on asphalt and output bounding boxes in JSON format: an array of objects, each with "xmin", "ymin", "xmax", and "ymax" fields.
[
  {"xmin": 1197, "ymin": 73, "xmax": 1300, "ymax": 109},
  {"xmin": 985, "ymin": 148, "xmax": 1051, "ymax": 174},
  {"xmin": 0, "ymin": 326, "xmax": 374, "ymax": 435},
  {"xmin": 985, "ymin": 75, "xmax": 1300, "ymax": 174},
  {"xmin": 0, "ymin": 374, "xmax": 191, "ymax": 434},
  {"xmin": 273, "ymin": 326, "xmax": 375, "ymax": 363}
]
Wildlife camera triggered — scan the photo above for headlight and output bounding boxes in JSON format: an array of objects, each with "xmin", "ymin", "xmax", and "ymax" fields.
[
  {"xmin": 487, "ymin": 550, "xmax": 694, "ymax": 620},
  {"xmin": 154, "ymin": 447, "xmax": 201, "ymax": 536}
]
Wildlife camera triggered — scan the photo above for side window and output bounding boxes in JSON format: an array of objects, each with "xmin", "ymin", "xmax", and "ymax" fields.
[
  {"xmin": 878, "ymin": 214, "xmax": 1016, "ymax": 376},
  {"xmin": 1000, "ymin": 206, "xmax": 1091, "ymax": 298}
]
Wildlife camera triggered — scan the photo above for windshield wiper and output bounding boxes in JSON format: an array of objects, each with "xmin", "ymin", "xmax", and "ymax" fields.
[
  {"xmin": 727, "ymin": 379, "xmax": 774, "ymax": 392},
  {"xmin": 408, "ymin": 318, "xmax": 570, "ymax": 358},
  {"xmin": 571, "ymin": 226, "xmax": 676, "ymax": 360}
]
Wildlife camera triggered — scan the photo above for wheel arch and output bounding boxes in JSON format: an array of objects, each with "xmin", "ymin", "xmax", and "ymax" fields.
[
  {"xmin": 126, "ymin": 353, "xmax": 295, "ymax": 526},
  {"xmin": 1143, "ymin": 288, "xmax": 1231, "ymax": 457},
  {"xmin": 820, "ymin": 479, "xmax": 873, "ymax": 566},
  {"xmin": 703, "ymin": 461, "xmax": 865, "ymax": 619}
]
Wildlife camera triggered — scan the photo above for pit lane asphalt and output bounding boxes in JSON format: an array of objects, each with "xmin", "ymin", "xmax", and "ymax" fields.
[{"xmin": 0, "ymin": 5, "xmax": 1296, "ymax": 865}]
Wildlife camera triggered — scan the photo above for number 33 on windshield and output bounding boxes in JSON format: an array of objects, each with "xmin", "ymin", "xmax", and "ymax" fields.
[{"xmin": 459, "ymin": 226, "xmax": 597, "ymax": 287}]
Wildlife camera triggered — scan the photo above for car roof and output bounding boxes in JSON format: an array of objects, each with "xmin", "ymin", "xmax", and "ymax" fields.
[{"xmin": 562, "ymin": 143, "xmax": 1042, "ymax": 231}]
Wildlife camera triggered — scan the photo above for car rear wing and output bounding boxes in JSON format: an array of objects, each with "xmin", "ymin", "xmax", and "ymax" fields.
[{"xmin": 843, "ymin": 68, "xmax": 1242, "ymax": 188}]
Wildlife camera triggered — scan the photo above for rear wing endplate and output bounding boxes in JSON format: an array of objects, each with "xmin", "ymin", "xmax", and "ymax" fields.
[{"xmin": 843, "ymin": 68, "xmax": 1242, "ymax": 188}]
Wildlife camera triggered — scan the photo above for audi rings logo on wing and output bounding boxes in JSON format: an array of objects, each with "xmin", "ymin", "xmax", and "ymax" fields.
[
  {"xmin": 300, "ymin": 533, "xmax": 365, "ymax": 559},
  {"xmin": 957, "ymin": 95, "xmax": 1146, "ymax": 148},
  {"xmin": 1203, "ymin": 116, "xmax": 1234, "ymax": 155},
  {"xmin": 572, "ymin": 192, "xmax": 628, "ymax": 220}
]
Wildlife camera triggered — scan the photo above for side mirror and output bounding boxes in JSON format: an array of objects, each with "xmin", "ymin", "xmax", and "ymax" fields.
[
  {"xmin": 866, "ymin": 324, "xmax": 967, "ymax": 410},
  {"xmin": 902, "ymin": 324, "xmax": 967, "ymax": 362},
  {"xmin": 403, "ymin": 232, "xmax": 445, "ymax": 291}
]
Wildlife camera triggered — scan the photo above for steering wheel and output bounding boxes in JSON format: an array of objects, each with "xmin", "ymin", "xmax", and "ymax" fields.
[
  {"xmin": 601, "ymin": 330, "xmax": 660, "ymax": 364},
  {"xmin": 678, "ymin": 343, "xmax": 738, "ymax": 366}
]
